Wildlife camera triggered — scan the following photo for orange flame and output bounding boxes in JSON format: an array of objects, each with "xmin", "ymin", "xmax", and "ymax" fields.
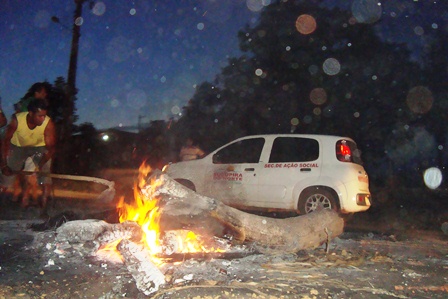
[
  {"xmin": 115, "ymin": 162, "xmax": 224, "ymax": 258},
  {"xmin": 96, "ymin": 238, "xmax": 124, "ymax": 264}
]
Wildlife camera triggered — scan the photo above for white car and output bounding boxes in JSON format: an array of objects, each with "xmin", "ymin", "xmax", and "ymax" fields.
[{"xmin": 163, "ymin": 134, "xmax": 371, "ymax": 214}]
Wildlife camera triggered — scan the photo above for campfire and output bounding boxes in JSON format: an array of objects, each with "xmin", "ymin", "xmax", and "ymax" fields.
[
  {"xmin": 51, "ymin": 163, "xmax": 343, "ymax": 296},
  {"xmin": 99, "ymin": 163, "xmax": 225, "ymax": 263},
  {"xmin": 87, "ymin": 163, "xmax": 232, "ymax": 294}
]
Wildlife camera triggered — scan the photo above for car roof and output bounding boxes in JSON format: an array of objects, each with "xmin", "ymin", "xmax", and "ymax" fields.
[{"xmin": 233, "ymin": 134, "xmax": 355, "ymax": 142}]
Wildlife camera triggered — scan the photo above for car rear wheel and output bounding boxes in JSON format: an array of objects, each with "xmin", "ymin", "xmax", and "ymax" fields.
[{"xmin": 299, "ymin": 188, "xmax": 338, "ymax": 214}]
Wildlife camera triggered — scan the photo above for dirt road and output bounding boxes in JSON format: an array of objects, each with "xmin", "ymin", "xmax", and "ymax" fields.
[
  {"xmin": 0, "ymin": 169, "xmax": 447, "ymax": 298},
  {"xmin": 0, "ymin": 206, "xmax": 446, "ymax": 298}
]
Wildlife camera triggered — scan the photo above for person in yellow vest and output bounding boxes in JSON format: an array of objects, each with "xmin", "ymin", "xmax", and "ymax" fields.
[{"xmin": 0, "ymin": 99, "xmax": 56, "ymax": 208}]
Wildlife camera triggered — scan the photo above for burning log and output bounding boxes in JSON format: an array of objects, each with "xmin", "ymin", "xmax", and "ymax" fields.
[
  {"xmin": 144, "ymin": 170, "xmax": 345, "ymax": 253},
  {"xmin": 117, "ymin": 239, "xmax": 166, "ymax": 295}
]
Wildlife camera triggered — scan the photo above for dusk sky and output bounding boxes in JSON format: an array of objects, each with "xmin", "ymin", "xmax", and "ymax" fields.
[
  {"xmin": 0, "ymin": 0, "xmax": 260, "ymax": 129},
  {"xmin": 0, "ymin": 0, "xmax": 445, "ymax": 129}
]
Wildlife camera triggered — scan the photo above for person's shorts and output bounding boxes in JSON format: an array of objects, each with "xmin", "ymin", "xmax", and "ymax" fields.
[{"xmin": 0, "ymin": 145, "xmax": 52, "ymax": 187}]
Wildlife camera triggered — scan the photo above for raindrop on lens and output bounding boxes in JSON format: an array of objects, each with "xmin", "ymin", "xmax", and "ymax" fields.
[
  {"xmin": 110, "ymin": 99, "xmax": 119, "ymax": 108},
  {"xmin": 197, "ymin": 23, "xmax": 205, "ymax": 30},
  {"xmin": 295, "ymin": 14, "xmax": 317, "ymax": 35},
  {"xmin": 308, "ymin": 65, "xmax": 319, "ymax": 75},
  {"xmin": 406, "ymin": 86, "xmax": 433, "ymax": 114},
  {"xmin": 126, "ymin": 89, "xmax": 147, "ymax": 109},
  {"xmin": 75, "ymin": 17, "xmax": 83, "ymax": 26},
  {"xmin": 323, "ymin": 58, "xmax": 341, "ymax": 76},
  {"xmin": 290, "ymin": 118, "xmax": 299, "ymax": 126},
  {"xmin": 423, "ymin": 167, "xmax": 442, "ymax": 190},
  {"xmin": 309, "ymin": 88, "xmax": 327, "ymax": 105},
  {"xmin": 92, "ymin": 2, "xmax": 106, "ymax": 16},
  {"xmin": 351, "ymin": 0, "xmax": 382, "ymax": 24},
  {"xmin": 171, "ymin": 105, "xmax": 180, "ymax": 115},
  {"xmin": 414, "ymin": 26, "xmax": 424, "ymax": 36}
]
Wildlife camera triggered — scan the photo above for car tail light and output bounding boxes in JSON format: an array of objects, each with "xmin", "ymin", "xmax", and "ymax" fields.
[
  {"xmin": 336, "ymin": 140, "xmax": 352, "ymax": 162},
  {"xmin": 356, "ymin": 194, "xmax": 371, "ymax": 206}
]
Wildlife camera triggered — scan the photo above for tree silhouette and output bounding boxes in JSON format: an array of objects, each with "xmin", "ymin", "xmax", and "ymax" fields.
[{"xmin": 170, "ymin": 0, "xmax": 434, "ymax": 187}]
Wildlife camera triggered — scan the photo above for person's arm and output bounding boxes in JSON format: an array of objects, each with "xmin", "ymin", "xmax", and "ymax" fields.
[
  {"xmin": 37, "ymin": 118, "xmax": 56, "ymax": 170},
  {"xmin": 1, "ymin": 115, "xmax": 18, "ymax": 175},
  {"xmin": 0, "ymin": 110, "xmax": 7, "ymax": 128}
]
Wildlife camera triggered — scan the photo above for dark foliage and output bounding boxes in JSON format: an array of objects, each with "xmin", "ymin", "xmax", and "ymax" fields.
[{"xmin": 168, "ymin": 0, "xmax": 447, "ymax": 189}]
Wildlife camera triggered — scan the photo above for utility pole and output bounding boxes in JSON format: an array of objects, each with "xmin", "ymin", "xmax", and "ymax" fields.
[
  {"xmin": 52, "ymin": 0, "xmax": 88, "ymax": 173},
  {"xmin": 65, "ymin": 0, "xmax": 86, "ymax": 136}
]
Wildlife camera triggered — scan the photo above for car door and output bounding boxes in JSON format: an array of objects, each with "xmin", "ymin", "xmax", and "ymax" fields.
[
  {"xmin": 205, "ymin": 137, "xmax": 265, "ymax": 208},
  {"xmin": 256, "ymin": 137, "xmax": 321, "ymax": 209}
]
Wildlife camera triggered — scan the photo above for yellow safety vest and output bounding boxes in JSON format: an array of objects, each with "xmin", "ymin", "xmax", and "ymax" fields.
[{"xmin": 11, "ymin": 112, "xmax": 49, "ymax": 147}]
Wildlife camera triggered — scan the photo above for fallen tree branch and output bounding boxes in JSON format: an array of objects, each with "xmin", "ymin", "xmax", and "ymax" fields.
[{"xmin": 142, "ymin": 170, "xmax": 344, "ymax": 253}]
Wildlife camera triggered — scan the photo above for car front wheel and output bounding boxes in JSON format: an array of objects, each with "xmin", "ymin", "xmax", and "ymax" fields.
[{"xmin": 299, "ymin": 189, "xmax": 338, "ymax": 214}]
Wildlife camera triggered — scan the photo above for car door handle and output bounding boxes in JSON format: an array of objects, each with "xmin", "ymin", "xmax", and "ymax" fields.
[
  {"xmin": 300, "ymin": 168, "xmax": 311, "ymax": 172},
  {"xmin": 245, "ymin": 168, "xmax": 255, "ymax": 171}
]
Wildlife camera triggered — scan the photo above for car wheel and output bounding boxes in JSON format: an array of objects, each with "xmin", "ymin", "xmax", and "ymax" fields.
[{"xmin": 299, "ymin": 188, "xmax": 338, "ymax": 214}]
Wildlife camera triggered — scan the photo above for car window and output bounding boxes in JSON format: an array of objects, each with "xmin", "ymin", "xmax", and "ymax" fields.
[
  {"xmin": 269, "ymin": 137, "xmax": 319, "ymax": 163},
  {"xmin": 213, "ymin": 138, "xmax": 265, "ymax": 164}
]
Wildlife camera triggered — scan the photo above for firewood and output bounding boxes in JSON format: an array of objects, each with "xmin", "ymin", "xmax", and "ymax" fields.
[
  {"xmin": 117, "ymin": 239, "xmax": 166, "ymax": 295},
  {"xmin": 143, "ymin": 170, "xmax": 345, "ymax": 253}
]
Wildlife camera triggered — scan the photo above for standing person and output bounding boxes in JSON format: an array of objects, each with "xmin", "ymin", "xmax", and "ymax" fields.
[
  {"xmin": 179, "ymin": 137, "xmax": 205, "ymax": 161},
  {"xmin": 14, "ymin": 82, "xmax": 49, "ymax": 113},
  {"xmin": 0, "ymin": 99, "xmax": 56, "ymax": 208},
  {"xmin": 12, "ymin": 82, "xmax": 50, "ymax": 203}
]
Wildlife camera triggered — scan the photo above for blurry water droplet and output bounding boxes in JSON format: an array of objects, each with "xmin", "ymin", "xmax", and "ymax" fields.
[
  {"xmin": 423, "ymin": 167, "xmax": 442, "ymax": 189},
  {"xmin": 351, "ymin": 0, "xmax": 382, "ymax": 24},
  {"xmin": 92, "ymin": 2, "xmax": 106, "ymax": 16},
  {"xmin": 290, "ymin": 118, "xmax": 299, "ymax": 126},
  {"xmin": 246, "ymin": 0, "xmax": 266, "ymax": 12},
  {"xmin": 75, "ymin": 17, "xmax": 83, "ymax": 26},
  {"xmin": 308, "ymin": 65, "xmax": 319, "ymax": 75},
  {"xmin": 88, "ymin": 60, "xmax": 99, "ymax": 70},
  {"xmin": 303, "ymin": 115, "xmax": 312, "ymax": 124},
  {"xmin": 171, "ymin": 105, "xmax": 180, "ymax": 115},
  {"xmin": 413, "ymin": 26, "xmax": 424, "ymax": 36},
  {"xmin": 323, "ymin": 58, "xmax": 341, "ymax": 76},
  {"xmin": 406, "ymin": 86, "xmax": 433, "ymax": 114},
  {"xmin": 197, "ymin": 23, "xmax": 205, "ymax": 30},
  {"xmin": 129, "ymin": 8, "xmax": 136, "ymax": 16},
  {"xmin": 126, "ymin": 89, "xmax": 147, "ymax": 109},
  {"xmin": 295, "ymin": 14, "xmax": 317, "ymax": 35},
  {"xmin": 106, "ymin": 36, "xmax": 131, "ymax": 62},
  {"xmin": 310, "ymin": 88, "xmax": 327, "ymax": 105},
  {"xmin": 255, "ymin": 68, "xmax": 263, "ymax": 76},
  {"xmin": 110, "ymin": 99, "xmax": 120, "ymax": 108}
]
